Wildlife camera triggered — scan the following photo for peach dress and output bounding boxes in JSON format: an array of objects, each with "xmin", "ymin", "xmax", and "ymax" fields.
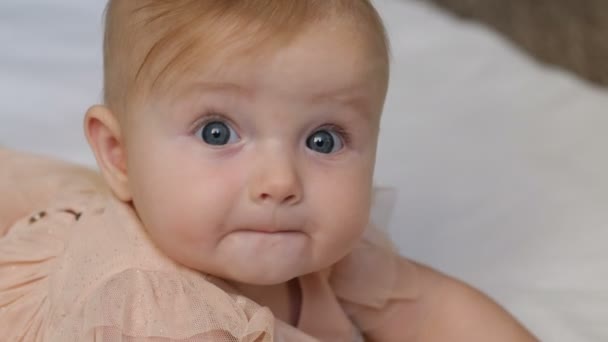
[{"xmin": 0, "ymin": 148, "xmax": 419, "ymax": 341}]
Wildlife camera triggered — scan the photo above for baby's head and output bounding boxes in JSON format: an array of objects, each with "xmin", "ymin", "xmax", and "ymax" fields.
[{"xmin": 86, "ymin": 0, "xmax": 390, "ymax": 285}]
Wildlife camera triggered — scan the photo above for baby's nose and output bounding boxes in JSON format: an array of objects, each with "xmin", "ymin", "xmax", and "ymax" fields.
[{"xmin": 248, "ymin": 149, "xmax": 302, "ymax": 206}]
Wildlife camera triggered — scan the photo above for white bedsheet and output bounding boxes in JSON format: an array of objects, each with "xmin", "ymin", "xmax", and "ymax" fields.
[{"xmin": 1, "ymin": 0, "xmax": 607, "ymax": 340}]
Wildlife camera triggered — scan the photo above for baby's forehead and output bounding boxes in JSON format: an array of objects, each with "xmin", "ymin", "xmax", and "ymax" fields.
[
  {"xmin": 165, "ymin": 28, "xmax": 387, "ymax": 108},
  {"xmin": 104, "ymin": 0, "xmax": 389, "ymax": 116}
]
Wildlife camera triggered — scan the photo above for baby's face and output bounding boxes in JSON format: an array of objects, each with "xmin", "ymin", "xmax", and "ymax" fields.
[{"xmin": 123, "ymin": 20, "xmax": 388, "ymax": 285}]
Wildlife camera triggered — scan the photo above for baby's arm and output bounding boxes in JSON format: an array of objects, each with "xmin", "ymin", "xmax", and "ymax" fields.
[{"xmin": 352, "ymin": 259, "xmax": 537, "ymax": 342}]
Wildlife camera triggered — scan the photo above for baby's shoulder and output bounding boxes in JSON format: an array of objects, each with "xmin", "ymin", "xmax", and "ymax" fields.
[
  {"xmin": 0, "ymin": 147, "xmax": 107, "ymax": 235},
  {"xmin": 50, "ymin": 192, "xmax": 180, "ymax": 300},
  {"xmin": 0, "ymin": 191, "xmax": 125, "ymax": 340}
]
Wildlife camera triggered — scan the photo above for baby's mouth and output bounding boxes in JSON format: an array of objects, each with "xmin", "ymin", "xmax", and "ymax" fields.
[{"xmin": 234, "ymin": 227, "xmax": 301, "ymax": 234}]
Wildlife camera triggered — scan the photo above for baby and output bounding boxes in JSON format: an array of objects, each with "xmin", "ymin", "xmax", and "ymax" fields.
[{"xmin": 0, "ymin": 0, "xmax": 537, "ymax": 341}]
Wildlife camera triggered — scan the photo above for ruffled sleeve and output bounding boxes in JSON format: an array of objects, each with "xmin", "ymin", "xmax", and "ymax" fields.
[
  {"xmin": 50, "ymin": 268, "xmax": 276, "ymax": 341},
  {"xmin": 328, "ymin": 188, "xmax": 421, "ymax": 332},
  {"xmin": 0, "ymin": 147, "xmax": 105, "ymax": 236}
]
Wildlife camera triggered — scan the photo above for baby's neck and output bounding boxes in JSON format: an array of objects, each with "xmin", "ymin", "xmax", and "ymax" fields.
[{"xmin": 231, "ymin": 279, "xmax": 302, "ymax": 326}]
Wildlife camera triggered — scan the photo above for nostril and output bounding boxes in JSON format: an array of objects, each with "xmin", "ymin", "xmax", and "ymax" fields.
[{"xmin": 258, "ymin": 193, "xmax": 297, "ymax": 203}]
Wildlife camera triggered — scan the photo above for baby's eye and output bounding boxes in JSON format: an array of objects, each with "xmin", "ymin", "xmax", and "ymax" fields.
[
  {"xmin": 306, "ymin": 128, "xmax": 344, "ymax": 154},
  {"xmin": 197, "ymin": 120, "xmax": 240, "ymax": 146}
]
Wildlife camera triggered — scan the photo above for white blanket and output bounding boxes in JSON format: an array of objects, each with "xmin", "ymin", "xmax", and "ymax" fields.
[{"xmin": 1, "ymin": 0, "xmax": 607, "ymax": 340}]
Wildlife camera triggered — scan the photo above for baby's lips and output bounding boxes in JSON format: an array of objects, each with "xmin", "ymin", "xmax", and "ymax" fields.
[{"xmin": 232, "ymin": 208, "xmax": 307, "ymax": 234}]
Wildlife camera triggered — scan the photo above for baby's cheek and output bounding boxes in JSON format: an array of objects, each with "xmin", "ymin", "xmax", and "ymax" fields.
[
  {"xmin": 330, "ymin": 174, "xmax": 372, "ymax": 221},
  {"xmin": 315, "ymin": 183, "xmax": 371, "ymax": 261}
]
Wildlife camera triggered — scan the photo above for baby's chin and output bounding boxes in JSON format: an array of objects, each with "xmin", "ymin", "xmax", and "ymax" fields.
[
  {"xmin": 212, "ymin": 230, "xmax": 316, "ymax": 285},
  {"xmin": 218, "ymin": 249, "xmax": 315, "ymax": 286},
  {"xmin": 222, "ymin": 265, "xmax": 304, "ymax": 286}
]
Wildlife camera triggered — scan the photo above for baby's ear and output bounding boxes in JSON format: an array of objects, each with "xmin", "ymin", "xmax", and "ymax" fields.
[{"xmin": 84, "ymin": 105, "xmax": 132, "ymax": 202}]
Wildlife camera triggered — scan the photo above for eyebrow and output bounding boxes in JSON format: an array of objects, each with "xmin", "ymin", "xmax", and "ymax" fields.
[
  {"xmin": 167, "ymin": 81, "xmax": 254, "ymax": 111},
  {"xmin": 182, "ymin": 81, "xmax": 254, "ymax": 97},
  {"xmin": 311, "ymin": 86, "xmax": 375, "ymax": 117},
  {"xmin": 177, "ymin": 81, "xmax": 375, "ymax": 117}
]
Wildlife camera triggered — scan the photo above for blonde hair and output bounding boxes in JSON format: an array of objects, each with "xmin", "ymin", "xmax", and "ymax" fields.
[{"xmin": 103, "ymin": 0, "xmax": 390, "ymax": 118}]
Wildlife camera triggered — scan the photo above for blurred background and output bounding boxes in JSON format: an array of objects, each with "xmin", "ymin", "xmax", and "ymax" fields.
[
  {"xmin": 430, "ymin": 0, "xmax": 608, "ymax": 86},
  {"xmin": 1, "ymin": 0, "xmax": 607, "ymax": 340}
]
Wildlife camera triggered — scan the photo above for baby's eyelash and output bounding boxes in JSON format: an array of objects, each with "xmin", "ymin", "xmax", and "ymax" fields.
[
  {"xmin": 321, "ymin": 124, "xmax": 351, "ymax": 145},
  {"xmin": 191, "ymin": 111, "xmax": 232, "ymax": 132}
]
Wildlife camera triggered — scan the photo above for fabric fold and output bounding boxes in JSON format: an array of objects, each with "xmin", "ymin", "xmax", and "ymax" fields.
[{"xmin": 329, "ymin": 187, "xmax": 421, "ymax": 332}]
